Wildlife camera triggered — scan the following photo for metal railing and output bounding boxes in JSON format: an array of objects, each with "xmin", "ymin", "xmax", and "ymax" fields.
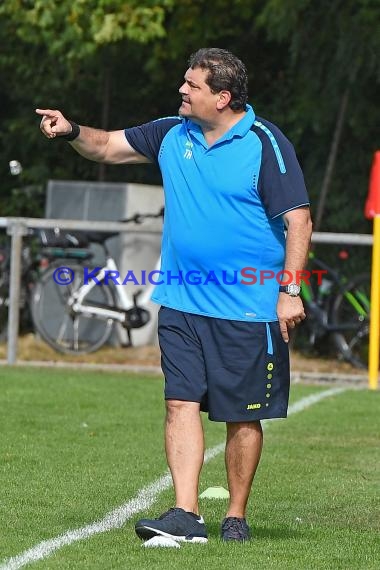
[
  {"xmin": 0, "ymin": 215, "xmax": 374, "ymax": 365},
  {"xmin": 0, "ymin": 216, "xmax": 162, "ymax": 364}
]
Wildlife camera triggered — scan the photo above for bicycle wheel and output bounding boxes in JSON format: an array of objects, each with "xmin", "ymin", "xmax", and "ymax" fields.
[
  {"xmin": 31, "ymin": 261, "xmax": 115, "ymax": 354},
  {"xmin": 331, "ymin": 273, "xmax": 371, "ymax": 368},
  {"xmin": 0, "ymin": 276, "xmax": 9, "ymax": 342}
]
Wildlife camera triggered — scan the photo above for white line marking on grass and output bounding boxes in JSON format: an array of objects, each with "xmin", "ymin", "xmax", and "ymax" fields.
[
  {"xmin": 0, "ymin": 386, "xmax": 347, "ymax": 570},
  {"xmin": 287, "ymin": 386, "xmax": 347, "ymax": 415}
]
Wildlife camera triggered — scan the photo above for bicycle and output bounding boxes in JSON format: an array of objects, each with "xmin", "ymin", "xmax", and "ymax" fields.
[
  {"xmin": 30, "ymin": 226, "xmax": 371, "ymax": 363},
  {"xmin": 30, "ymin": 209, "xmax": 164, "ymax": 355},
  {"xmin": 296, "ymin": 250, "xmax": 371, "ymax": 369},
  {"xmin": 0, "ymin": 243, "xmax": 12, "ymax": 341},
  {"xmin": 0, "ymin": 230, "xmax": 54, "ymax": 341}
]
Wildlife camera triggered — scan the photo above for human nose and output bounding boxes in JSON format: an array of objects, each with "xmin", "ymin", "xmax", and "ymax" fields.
[{"xmin": 179, "ymin": 82, "xmax": 188, "ymax": 95}]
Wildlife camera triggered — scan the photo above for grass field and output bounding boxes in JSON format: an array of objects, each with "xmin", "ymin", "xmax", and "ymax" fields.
[{"xmin": 0, "ymin": 367, "xmax": 379, "ymax": 569}]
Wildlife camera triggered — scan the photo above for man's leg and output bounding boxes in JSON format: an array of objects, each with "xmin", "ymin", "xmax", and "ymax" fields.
[
  {"xmin": 135, "ymin": 398, "xmax": 207, "ymax": 543},
  {"xmin": 225, "ymin": 420, "xmax": 263, "ymax": 518},
  {"xmin": 165, "ymin": 399, "xmax": 204, "ymax": 514},
  {"xmin": 135, "ymin": 309, "xmax": 209, "ymax": 542}
]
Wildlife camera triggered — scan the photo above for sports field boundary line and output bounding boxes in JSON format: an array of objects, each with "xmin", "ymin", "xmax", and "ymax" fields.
[
  {"xmin": 0, "ymin": 359, "xmax": 368, "ymax": 384},
  {"xmin": 0, "ymin": 386, "xmax": 347, "ymax": 570},
  {"xmin": 0, "ymin": 359, "xmax": 164, "ymax": 375}
]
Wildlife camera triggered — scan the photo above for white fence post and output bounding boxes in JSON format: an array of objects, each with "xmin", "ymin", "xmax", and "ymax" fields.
[{"xmin": 6, "ymin": 220, "xmax": 28, "ymax": 364}]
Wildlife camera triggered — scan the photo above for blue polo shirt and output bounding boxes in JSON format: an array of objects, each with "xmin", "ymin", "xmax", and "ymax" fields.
[{"xmin": 124, "ymin": 105, "xmax": 309, "ymax": 321}]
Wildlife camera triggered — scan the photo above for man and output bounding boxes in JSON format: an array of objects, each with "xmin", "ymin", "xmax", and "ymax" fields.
[{"xmin": 37, "ymin": 47, "xmax": 312, "ymax": 543}]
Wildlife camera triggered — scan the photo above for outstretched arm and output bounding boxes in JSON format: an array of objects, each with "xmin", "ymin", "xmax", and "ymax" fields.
[{"xmin": 36, "ymin": 108, "xmax": 150, "ymax": 165}]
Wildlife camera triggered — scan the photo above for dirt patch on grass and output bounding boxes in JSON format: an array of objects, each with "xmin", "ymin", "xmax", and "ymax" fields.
[
  {"xmin": 0, "ymin": 333, "xmax": 365, "ymax": 378},
  {"xmin": 0, "ymin": 334, "xmax": 161, "ymax": 366}
]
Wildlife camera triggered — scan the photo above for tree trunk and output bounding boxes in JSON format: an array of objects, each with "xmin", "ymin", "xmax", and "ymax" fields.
[{"xmin": 314, "ymin": 86, "xmax": 351, "ymax": 231}]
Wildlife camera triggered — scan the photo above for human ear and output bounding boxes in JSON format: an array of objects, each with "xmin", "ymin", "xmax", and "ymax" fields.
[{"xmin": 216, "ymin": 90, "xmax": 232, "ymax": 110}]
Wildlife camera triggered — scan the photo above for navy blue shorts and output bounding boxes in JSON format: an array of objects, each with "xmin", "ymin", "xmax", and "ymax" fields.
[{"xmin": 158, "ymin": 306, "xmax": 290, "ymax": 422}]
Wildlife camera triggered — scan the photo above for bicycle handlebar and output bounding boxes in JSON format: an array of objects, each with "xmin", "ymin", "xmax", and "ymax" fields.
[
  {"xmin": 119, "ymin": 207, "xmax": 164, "ymax": 225},
  {"xmin": 36, "ymin": 207, "xmax": 165, "ymax": 249}
]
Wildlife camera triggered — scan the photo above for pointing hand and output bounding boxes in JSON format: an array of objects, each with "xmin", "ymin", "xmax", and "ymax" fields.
[{"xmin": 35, "ymin": 108, "xmax": 72, "ymax": 139}]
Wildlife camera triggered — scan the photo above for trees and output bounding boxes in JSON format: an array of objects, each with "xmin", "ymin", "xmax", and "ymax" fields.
[
  {"xmin": 0, "ymin": 0, "xmax": 378, "ymax": 236},
  {"xmin": 0, "ymin": 0, "xmax": 173, "ymax": 212},
  {"xmin": 257, "ymin": 0, "xmax": 380, "ymax": 232}
]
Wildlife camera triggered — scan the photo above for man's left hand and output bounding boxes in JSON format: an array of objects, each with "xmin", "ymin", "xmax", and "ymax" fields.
[{"xmin": 277, "ymin": 293, "xmax": 306, "ymax": 343}]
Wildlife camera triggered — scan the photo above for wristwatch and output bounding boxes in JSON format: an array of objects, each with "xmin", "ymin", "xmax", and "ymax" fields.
[{"xmin": 279, "ymin": 283, "xmax": 301, "ymax": 297}]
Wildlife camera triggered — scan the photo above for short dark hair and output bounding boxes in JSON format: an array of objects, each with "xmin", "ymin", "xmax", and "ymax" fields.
[{"xmin": 188, "ymin": 48, "xmax": 248, "ymax": 111}]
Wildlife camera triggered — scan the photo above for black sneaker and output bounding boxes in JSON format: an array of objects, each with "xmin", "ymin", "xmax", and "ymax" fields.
[
  {"xmin": 135, "ymin": 508, "xmax": 208, "ymax": 543},
  {"xmin": 221, "ymin": 517, "xmax": 250, "ymax": 541}
]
